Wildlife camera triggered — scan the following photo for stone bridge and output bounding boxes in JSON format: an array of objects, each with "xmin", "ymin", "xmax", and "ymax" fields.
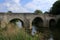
[{"xmin": 0, "ymin": 12, "xmax": 60, "ymax": 30}]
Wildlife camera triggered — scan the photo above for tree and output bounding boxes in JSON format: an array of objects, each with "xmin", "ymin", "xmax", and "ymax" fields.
[
  {"xmin": 34, "ymin": 10, "xmax": 43, "ymax": 14},
  {"xmin": 58, "ymin": 0, "xmax": 60, "ymax": 1},
  {"xmin": 44, "ymin": 11, "xmax": 49, "ymax": 14},
  {"xmin": 49, "ymin": 1, "xmax": 60, "ymax": 15}
]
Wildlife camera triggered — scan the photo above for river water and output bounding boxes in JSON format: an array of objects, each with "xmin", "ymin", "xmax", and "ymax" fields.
[
  {"xmin": 48, "ymin": 34, "xmax": 54, "ymax": 40},
  {"xmin": 31, "ymin": 26, "xmax": 54, "ymax": 40}
]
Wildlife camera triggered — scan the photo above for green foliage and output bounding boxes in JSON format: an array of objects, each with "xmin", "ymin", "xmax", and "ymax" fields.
[
  {"xmin": 0, "ymin": 25, "xmax": 39, "ymax": 40},
  {"xmin": 7, "ymin": 11, "xmax": 12, "ymax": 14},
  {"xmin": 0, "ymin": 23, "xmax": 50, "ymax": 40},
  {"xmin": 44, "ymin": 11, "xmax": 49, "ymax": 14},
  {"xmin": 49, "ymin": 1, "xmax": 60, "ymax": 15},
  {"xmin": 58, "ymin": 0, "xmax": 60, "ymax": 1},
  {"xmin": 34, "ymin": 10, "xmax": 43, "ymax": 14}
]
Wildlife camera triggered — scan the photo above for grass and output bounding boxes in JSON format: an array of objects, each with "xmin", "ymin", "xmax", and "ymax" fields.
[
  {"xmin": 0, "ymin": 23, "xmax": 40, "ymax": 40},
  {"xmin": 0, "ymin": 23, "xmax": 51, "ymax": 40}
]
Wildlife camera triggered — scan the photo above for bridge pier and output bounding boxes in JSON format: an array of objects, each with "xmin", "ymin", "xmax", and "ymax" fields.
[
  {"xmin": 1, "ymin": 21, "xmax": 7, "ymax": 29},
  {"xmin": 0, "ymin": 15, "xmax": 8, "ymax": 28}
]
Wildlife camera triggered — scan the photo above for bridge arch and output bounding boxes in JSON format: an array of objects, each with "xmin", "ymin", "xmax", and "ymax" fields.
[
  {"xmin": 8, "ymin": 18, "xmax": 24, "ymax": 28},
  {"xmin": 49, "ymin": 19, "xmax": 56, "ymax": 31},
  {"xmin": 32, "ymin": 17, "xmax": 43, "ymax": 27},
  {"xmin": 31, "ymin": 17, "xmax": 43, "ymax": 35}
]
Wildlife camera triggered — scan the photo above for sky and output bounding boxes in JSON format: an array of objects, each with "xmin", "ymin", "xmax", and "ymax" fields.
[{"xmin": 0, "ymin": 0, "xmax": 57, "ymax": 13}]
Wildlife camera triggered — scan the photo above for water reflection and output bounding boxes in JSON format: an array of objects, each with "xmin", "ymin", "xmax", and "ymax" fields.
[
  {"xmin": 31, "ymin": 26, "xmax": 54, "ymax": 40},
  {"xmin": 48, "ymin": 33, "xmax": 54, "ymax": 40},
  {"xmin": 16, "ymin": 21, "xmax": 22, "ymax": 28},
  {"xmin": 31, "ymin": 26, "xmax": 37, "ymax": 35}
]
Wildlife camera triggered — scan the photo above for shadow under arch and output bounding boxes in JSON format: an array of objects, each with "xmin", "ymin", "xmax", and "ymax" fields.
[
  {"xmin": 9, "ymin": 18, "xmax": 24, "ymax": 28},
  {"xmin": 32, "ymin": 17, "xmax": 43, "ymax": 33},
  {"xmin": 56, "ymin": 19, "xmax": 60, "ymax": 30},
  {"xmin": 49, "ymin": 19, "xmax": 56, "ymax": 31}
]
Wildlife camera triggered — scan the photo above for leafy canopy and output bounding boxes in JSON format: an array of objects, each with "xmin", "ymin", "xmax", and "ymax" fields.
[
  {"xmin": 34, "ymin": 10, "xmax": 43, "ymax": 14},
  {"xmin": 49, "ymin": 1, "xmax": 60, "ymax": 15}
]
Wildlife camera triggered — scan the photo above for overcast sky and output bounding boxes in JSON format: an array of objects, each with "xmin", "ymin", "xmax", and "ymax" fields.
[{"xmin": 0, "ymin": 0, "xmax": 57, "ymax": 13}]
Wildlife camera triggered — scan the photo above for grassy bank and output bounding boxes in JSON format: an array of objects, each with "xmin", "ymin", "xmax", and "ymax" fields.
[
  {"xmin": 0, "ymin": 24, "xmax": 48, "ymax": 40},
  {"xmin": 0, "ymin": 23, "xmax": 40, "ymax": 40}
]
